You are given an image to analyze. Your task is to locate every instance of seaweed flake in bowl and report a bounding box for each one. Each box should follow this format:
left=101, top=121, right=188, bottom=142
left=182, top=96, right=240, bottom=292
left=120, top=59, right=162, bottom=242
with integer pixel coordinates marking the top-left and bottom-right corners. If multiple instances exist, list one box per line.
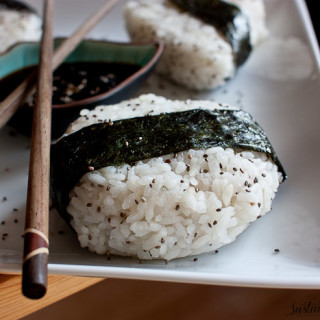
left=0, top=39, right=163, bottom=138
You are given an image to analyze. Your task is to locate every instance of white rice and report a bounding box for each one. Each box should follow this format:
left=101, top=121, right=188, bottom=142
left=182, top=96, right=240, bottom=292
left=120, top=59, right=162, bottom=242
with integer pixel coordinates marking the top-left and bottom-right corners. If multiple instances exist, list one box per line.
left=0, top=7, right=42, bottom=53
left=123, top=0, right=268, bottom=90
left=65, top=94, right=282, bottom=260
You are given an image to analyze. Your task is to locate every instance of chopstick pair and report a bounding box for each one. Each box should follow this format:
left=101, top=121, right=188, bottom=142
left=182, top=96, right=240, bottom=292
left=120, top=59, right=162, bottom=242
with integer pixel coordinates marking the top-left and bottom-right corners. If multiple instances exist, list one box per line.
left=20, top=0, right=121, bottom=299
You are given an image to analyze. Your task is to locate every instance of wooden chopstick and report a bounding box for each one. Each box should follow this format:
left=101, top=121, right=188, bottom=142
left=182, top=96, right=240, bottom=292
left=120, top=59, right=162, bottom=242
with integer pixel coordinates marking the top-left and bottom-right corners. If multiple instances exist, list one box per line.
left=22, top=0, right=54, bottom=300
left=0, top=0, right=121, bottom=129
left=19, top=0, right=121, bottom=300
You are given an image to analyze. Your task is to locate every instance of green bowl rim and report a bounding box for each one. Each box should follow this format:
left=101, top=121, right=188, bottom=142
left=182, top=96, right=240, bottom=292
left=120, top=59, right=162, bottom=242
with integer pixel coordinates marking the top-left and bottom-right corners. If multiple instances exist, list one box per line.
left=0, top=38, right=164, bottom=110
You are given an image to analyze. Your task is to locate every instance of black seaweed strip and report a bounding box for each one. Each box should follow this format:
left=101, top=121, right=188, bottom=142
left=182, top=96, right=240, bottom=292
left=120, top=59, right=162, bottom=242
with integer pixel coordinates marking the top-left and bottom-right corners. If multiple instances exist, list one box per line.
left=50, top=109, right=286, bottom=222
left=170, top=0, right=252, bottom=66
left=0, top=0, right=36, bottom=13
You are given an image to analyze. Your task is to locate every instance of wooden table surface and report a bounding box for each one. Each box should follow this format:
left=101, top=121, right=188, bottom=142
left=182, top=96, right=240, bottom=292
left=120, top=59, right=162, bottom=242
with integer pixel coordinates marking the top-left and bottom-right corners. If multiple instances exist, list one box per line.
left=1, top=273, right=320, bottom=320
left=0, top=274, right=103, bottom=320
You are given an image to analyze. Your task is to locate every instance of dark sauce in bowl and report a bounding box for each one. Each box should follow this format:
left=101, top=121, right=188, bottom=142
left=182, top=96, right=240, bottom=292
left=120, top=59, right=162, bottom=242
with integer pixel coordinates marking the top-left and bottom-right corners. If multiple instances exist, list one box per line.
left=0, top=61, right=142, bottom=138
left=0, top=61, right=141, bottom=107
left=52, top=62, right=140, bottom=105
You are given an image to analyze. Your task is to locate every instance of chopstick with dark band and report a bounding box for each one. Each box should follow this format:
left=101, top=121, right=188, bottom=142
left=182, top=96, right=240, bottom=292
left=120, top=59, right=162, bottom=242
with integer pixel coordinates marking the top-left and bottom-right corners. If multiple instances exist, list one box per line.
left=20, top=0, right=121, bottom=300
left=0, top=0, right=121, bottom=129
left=22, top=0, right=54, bottom=300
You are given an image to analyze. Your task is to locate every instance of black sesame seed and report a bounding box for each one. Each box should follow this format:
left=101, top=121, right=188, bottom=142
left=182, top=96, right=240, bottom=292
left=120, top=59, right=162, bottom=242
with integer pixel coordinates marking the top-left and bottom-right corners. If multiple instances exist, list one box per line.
left=274, top=248, right=280, bottom=253
left=193, top=257, right=198, bottom=262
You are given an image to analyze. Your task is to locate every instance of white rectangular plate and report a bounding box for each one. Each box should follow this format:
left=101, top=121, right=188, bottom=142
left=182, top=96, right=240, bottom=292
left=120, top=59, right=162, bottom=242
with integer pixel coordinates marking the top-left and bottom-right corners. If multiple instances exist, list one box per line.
left=1, top=0, right=320, bottom=289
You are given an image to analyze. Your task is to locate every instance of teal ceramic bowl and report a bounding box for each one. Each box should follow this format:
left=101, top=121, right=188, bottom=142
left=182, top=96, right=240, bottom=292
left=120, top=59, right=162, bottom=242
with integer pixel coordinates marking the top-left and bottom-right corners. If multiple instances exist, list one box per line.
left=0, top=39, right=163, bottom=138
